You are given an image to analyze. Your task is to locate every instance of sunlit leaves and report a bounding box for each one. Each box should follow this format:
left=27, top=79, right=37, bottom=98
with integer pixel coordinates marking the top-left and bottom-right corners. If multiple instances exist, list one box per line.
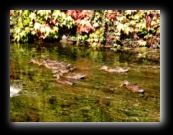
left=34, top=22, right=41, bottom=31
left=53, top=26, right=59, bottom=32
left=93, top=22, right=99, bottom=28
left=14, top=27, right=21, bottom=33
left=66, top=16, right=73, bottom=21
left=23, top=18, right=31, bottom=26
left=25, top=27, right=30, bottom=33
left=137, top=39, right=146, bottom=46
left=65, top=16, right=75, bottom=28
left=129, top=20, right=136, bottom=26
left=14, top=35, right=20, bottom=42
left=151, top=20, right=158, bottom=28
left=22, top=10, right=30, bottom=17
left=117, top=16, right=125, bottom=22
left=125, top=10, right=132, bottom=15
left=66, top=22, right=74, bottom=29
left=19, top=31, right=26, bottom=38
left=40, top=26, right=46, bottom=33
left=31, top=31, right=36, bottom=35
left=29, top=12, right=36, bottom=21
left=156, top=28, right=160, bottom=35
left=10, top=10, right=160, bottom=48
left=37, top=10, right=51, bottom=16
left=136, top=22, right=146, bottom=30
left=43, top=26, right=52, bottom=38
left=124, top=26, right=132, bottom=35
left=52, top=10, right=62, bottom=19
left=53, top=34, right=59, bottom=39
left=80, top=20, right=87, bottom=27
left=133, top=13, right=142, bottom=20
left=117, top=23, right=124, bottom=31
left=18, top=22, right=23, bottom=28
left=144, top=33, right=152, bottom=39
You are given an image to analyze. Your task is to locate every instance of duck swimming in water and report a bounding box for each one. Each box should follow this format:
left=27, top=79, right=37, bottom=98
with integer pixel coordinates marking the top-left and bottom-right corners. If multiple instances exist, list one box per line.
left=120, top=80, right=144, bottom=93
left=100, top=66, right=130, bottom=73
left=29, top=58, right=84, bottom=85
left=62, top=72, right=86, bottom=80
left=55, top=73, right=74, bottom=85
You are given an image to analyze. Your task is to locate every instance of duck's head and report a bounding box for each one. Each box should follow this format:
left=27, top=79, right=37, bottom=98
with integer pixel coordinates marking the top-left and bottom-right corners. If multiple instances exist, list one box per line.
left=120, top=80, right=130, bottom=86
left=29, top=59, right=36, bottom=63
left=100, top=66, right=108, bottom=70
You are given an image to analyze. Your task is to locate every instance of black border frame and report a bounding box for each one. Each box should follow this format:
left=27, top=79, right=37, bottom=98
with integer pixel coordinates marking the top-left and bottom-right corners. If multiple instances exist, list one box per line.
left=1, top=0, right=170, bottom=132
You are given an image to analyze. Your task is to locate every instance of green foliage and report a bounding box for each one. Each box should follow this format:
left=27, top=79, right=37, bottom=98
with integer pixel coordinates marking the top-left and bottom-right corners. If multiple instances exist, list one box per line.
left=104, top=10, right=160, bottom=48
left=10, top=10, right=160, bottom=48
left=10, top=10, right=75, bottom=43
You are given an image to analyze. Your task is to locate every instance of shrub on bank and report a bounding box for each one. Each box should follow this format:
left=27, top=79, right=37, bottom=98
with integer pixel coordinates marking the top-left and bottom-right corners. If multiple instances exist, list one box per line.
left=10, top=10, right=160, bottom=49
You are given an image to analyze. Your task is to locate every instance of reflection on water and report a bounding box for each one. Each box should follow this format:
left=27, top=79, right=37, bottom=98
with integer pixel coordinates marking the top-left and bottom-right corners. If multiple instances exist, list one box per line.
left=10, top=43, right=160, bottom=122
left=10, top=86, right=21, bottom=97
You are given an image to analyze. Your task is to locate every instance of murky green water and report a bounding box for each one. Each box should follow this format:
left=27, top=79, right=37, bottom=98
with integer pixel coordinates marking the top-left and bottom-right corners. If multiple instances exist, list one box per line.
left=10, top=42, right=160, bottom=122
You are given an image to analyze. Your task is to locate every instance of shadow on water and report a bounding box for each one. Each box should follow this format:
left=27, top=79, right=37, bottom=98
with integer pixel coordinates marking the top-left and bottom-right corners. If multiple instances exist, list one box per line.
left=10, top=42, right=160, bottom=122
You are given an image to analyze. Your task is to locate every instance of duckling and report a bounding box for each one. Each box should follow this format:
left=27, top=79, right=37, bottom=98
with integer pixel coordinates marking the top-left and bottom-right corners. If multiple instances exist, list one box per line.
left=100, top=66, right=130, bottom=73
left=29, top=59, right=37, bottom=64
left=120, top=80, right=144, bottom=93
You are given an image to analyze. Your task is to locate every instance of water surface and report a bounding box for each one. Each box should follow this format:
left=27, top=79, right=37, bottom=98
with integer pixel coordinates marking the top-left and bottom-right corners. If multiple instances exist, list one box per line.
left=10, top=42, right=160, bottom=122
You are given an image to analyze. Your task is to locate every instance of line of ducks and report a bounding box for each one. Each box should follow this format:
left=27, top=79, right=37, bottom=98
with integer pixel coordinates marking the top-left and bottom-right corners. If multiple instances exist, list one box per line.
left=29, top=58, right=86, bottom=85
left=29, top=59, right=145, bottom=93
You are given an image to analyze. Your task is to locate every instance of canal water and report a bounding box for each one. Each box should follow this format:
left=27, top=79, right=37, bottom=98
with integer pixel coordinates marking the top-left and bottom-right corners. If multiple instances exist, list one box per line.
left=10, top=42, right=160, bottom=122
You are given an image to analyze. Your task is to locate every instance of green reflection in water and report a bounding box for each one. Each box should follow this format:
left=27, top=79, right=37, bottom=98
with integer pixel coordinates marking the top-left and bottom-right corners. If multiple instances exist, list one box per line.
left=10, top=43, right=160, bottom=122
